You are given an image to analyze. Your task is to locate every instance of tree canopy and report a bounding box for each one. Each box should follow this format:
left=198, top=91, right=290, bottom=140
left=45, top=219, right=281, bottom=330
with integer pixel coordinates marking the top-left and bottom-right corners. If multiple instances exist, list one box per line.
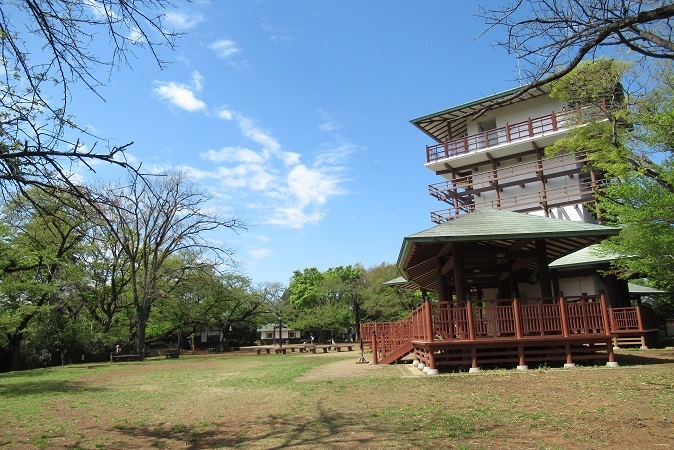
left=0, top=0, right=179, bottom=200
left=478, top=0, right=674, bottom=112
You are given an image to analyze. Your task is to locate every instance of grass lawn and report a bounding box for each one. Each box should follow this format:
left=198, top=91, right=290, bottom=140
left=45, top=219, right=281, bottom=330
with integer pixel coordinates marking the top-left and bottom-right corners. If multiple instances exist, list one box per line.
left=1, top=347, right=673, bottom=449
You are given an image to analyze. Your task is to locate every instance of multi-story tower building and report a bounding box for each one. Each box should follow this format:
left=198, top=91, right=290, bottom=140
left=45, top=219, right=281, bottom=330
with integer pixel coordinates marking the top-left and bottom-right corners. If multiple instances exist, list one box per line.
left=412, top=85, right=603, bottom=225
left=361, top=85, right=662, bottom=371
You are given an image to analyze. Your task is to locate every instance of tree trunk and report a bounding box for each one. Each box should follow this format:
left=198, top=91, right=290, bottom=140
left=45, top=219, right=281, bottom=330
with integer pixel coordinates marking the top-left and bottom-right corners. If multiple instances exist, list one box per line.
left=5, top=334, right=23, bottom=372
left=135, top=306, right=149, bottom=359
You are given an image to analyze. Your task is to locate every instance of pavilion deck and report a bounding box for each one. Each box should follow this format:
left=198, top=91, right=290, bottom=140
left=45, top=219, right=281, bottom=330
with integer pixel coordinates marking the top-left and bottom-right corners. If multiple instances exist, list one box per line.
left=361, top=295, right=658, bottom=372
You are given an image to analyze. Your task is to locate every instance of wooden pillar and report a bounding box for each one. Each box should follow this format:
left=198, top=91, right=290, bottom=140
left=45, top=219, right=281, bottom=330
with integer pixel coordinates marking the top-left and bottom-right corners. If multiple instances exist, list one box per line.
left=536, top=239, right=553, bottom=299
left=551, top=269, right=560, bottom=297
left=438, top=258, right=449, bottom=302
left=604, top=274, right=619, bottom=307
left=600, top=294, right=612, bottom=336
left=424, top=300, right=434, bottom=342
left=565, top=343, right=573, bottom=365
left=513, top=297, right=523, bottom=339
left=559, top=296, right=570, bottom=337
left=453, top=243, right=466, bottom=303
left=371, top=329, right=379, bottom=365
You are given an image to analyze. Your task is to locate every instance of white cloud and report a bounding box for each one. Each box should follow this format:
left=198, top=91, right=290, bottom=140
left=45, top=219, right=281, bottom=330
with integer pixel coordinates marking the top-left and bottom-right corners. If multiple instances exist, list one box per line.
left=217, top=108, right=234, bottom=121
left=209, top=39, right=241, bottom=59
left=261, top=21, right=296, bottom=46
left=249, top=247, right=274, bottom=259
left=179, top=110, right=352, bottom=229
left=318, top=109, right=341, bottom=132
left=200, top=147, right=266, bottom=165
left=164, top=11, right=203, bottom=30
left=153, top=71, right=206, bottom=112
left=237, top=117, right=281, bottom=153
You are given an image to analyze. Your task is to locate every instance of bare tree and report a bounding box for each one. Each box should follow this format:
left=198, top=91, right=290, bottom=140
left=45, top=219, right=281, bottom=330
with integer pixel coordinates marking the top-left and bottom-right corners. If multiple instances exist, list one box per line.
left=0, top=1, right=180, bottom=199
left=91, top=171, right=246, bottom=357
left=478, top=0, right=674, bottom=112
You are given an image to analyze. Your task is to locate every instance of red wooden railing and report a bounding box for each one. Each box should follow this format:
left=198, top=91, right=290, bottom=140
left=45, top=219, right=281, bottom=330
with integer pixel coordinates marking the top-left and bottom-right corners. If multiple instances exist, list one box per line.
left=426, top=110, right=572, bottom=163
left=425, top=103, right=606, bottom=164
left=609, top=304, right=663, bottom=332
left=362, top=295, right=616, bottom=363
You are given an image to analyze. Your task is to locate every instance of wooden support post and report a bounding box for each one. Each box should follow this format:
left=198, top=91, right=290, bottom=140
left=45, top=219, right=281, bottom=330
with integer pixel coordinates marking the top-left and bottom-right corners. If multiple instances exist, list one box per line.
left=371, top=330, right=379, bottom=365
left=536, top=239, right=553, bottom=299
left=565, top=343, right=573, bottom=365
left=636, top=305, right=644, bottom=331
left=518, top=345, right=526, bottom=367
left=513, top=297, right=523, bottom=339
left=559, top=296, right=570, bottom=337
left=466, top=300, right=476, bottom=341
left=528, top=118, right=534, bottom=137
left=607, top=342, right=617, bottom=364
left=551, top=111, right=558, bottom=131
left=600, top=294, right=612, bottom=336
left=424, top=300, right=434, bottom=342
left=471, top=348, right=479, bottom=370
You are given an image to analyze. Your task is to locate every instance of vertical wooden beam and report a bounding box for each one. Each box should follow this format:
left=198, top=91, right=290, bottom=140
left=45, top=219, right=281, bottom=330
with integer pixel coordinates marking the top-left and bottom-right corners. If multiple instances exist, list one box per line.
left=371, top=328, right=379, bottom=365
left=536, top=239, right=553, bottom=298
left=513, top=297, right=523, bottom=339
left=559, top=296, right=570, bottom=337
left=453, top=243, right=466, bottom=303
left=424, top=300, right=434, bottom=342
left=438, top=258, right=449, bottom=302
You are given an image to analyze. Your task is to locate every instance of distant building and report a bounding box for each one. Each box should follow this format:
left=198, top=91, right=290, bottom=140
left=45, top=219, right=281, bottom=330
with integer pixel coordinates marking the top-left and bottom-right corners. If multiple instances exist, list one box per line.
left=257, top=324, right=302, bottom=345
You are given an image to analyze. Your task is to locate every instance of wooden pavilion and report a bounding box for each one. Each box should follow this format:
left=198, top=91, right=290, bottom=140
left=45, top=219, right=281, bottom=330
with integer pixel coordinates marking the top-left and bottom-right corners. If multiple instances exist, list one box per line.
left=361, top=209, right=625, bottom=374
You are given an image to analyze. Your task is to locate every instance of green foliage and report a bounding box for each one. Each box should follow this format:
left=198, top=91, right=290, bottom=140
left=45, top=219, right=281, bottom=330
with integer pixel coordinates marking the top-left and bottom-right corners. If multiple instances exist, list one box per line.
left=547, top=59, right=674, bottom=305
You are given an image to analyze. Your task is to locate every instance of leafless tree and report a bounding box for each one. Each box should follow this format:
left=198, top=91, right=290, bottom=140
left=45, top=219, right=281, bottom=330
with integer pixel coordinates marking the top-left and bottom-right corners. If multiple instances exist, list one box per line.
left=0, top=1, right=180, bottom=200
left=478, top=0, right=674, bottom=111
left=91, top=171, right=246, bottom=357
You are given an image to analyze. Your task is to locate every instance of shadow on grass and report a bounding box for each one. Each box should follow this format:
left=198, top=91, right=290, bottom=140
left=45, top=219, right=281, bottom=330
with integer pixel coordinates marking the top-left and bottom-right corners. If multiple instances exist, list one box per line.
left=109, top=402, right=389, bottom=449
left=0, top=380, right=107, bottom=398
left=615, top=351, right=674, bottom=367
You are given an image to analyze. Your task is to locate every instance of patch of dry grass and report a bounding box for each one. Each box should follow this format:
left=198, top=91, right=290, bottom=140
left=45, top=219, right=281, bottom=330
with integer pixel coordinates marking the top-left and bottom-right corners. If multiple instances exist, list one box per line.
left=1, top=348, right=673, bottom=449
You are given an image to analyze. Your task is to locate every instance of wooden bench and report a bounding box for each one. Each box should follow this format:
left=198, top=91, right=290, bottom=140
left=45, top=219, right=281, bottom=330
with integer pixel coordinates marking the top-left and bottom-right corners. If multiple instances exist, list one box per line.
left=111, top=354, right=143, bottom=362
left=255, top=348, right=272, bottom=355
left=309, top=346, right=329, bottom=354
left=275, top=348, right=287, bottom=354
left=332, top=345, right=354, bottom=352
left=165, top=351, right=179, bottom=359
left=207, top=348, right=219, bottom=353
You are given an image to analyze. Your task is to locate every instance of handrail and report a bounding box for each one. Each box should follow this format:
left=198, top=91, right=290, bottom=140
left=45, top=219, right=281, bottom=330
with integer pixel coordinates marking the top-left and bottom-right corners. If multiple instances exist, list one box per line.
left=361, top=295, right=615, bottom=363
left=425, top=103, right=605, bottom=164
left=430, top=179, right=607, bottom=223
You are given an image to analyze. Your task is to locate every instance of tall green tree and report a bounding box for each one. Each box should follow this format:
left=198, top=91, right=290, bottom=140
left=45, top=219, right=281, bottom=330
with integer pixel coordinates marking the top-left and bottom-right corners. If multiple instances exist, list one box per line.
left=548, top=60, right=674, bottom=304
left=359, top=262, right=424, bottom=323
left=0, top=190, right=88, bottom=371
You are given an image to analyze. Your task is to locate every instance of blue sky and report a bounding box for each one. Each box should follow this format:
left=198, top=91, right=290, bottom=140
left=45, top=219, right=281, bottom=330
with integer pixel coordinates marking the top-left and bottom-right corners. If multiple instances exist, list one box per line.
left=66, top=1, right=521, bottom=285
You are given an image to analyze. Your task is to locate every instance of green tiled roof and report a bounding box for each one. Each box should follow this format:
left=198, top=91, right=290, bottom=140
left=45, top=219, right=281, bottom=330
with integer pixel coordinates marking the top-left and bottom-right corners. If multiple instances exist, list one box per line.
left=404, top=209, right=620, bottom=244
left=398, top=210, right=622, bottom=292
left=628, top=283, right=667, bottom=295
left=549, top=245, right=621, bottom=269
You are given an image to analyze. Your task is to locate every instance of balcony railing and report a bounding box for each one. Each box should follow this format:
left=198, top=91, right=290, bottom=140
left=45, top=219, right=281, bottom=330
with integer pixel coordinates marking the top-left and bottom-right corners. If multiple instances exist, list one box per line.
left=362, top=295, right=613, bottom=362
left=426, top=109, right=575, bottom=163
left=430, top=178, right=607, bottom=224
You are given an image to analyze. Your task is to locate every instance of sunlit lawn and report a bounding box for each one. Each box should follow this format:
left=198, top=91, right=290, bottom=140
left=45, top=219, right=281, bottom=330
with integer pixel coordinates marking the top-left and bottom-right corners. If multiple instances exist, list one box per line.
left=1, top=348, right=673, bottom=449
